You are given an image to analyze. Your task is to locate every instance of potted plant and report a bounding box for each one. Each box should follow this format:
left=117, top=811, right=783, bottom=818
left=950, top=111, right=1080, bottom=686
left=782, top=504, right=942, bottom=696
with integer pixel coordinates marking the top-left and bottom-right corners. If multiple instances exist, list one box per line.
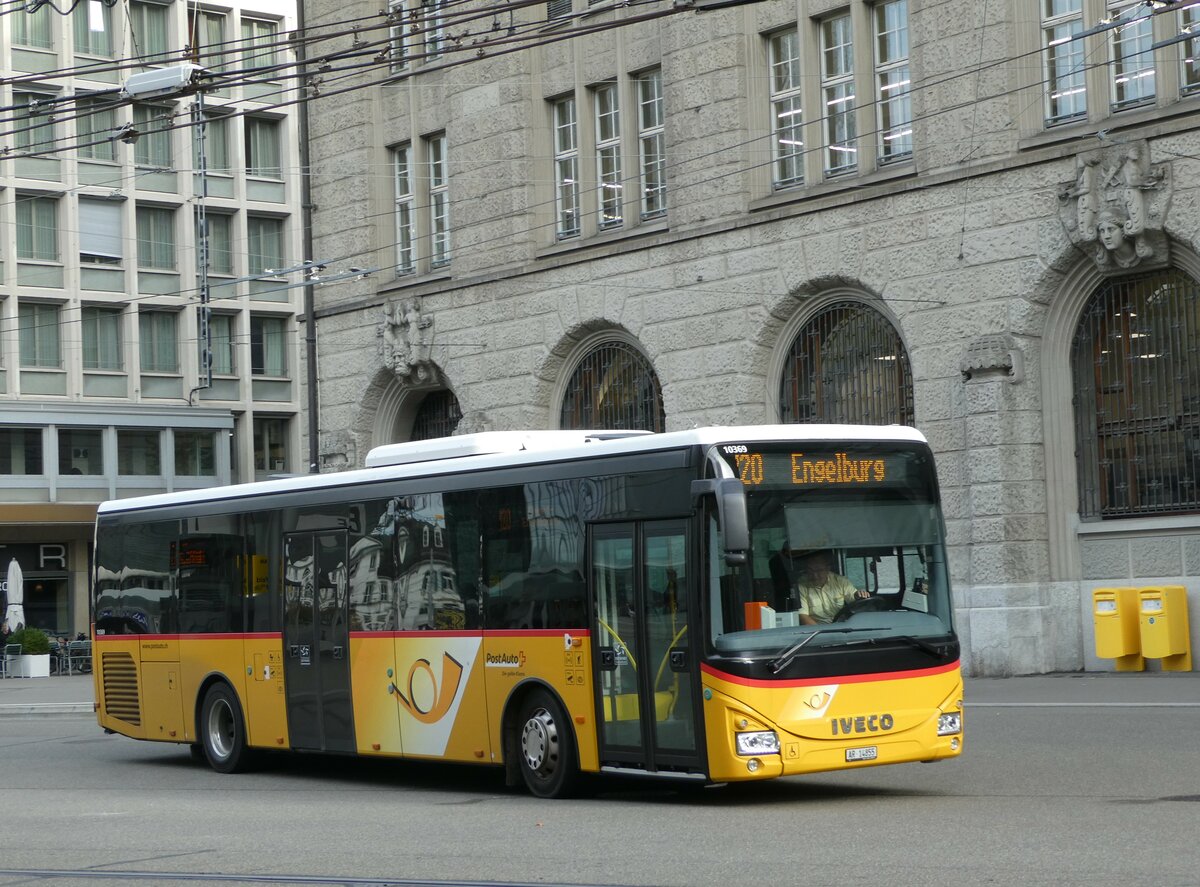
left=6, top=627, right=52, bottom=678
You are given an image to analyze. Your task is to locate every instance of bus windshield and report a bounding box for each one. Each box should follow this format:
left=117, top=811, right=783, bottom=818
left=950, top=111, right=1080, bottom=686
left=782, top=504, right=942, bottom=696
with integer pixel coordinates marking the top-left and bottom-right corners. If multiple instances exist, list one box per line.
left=706, top=442, right=954, bottom=659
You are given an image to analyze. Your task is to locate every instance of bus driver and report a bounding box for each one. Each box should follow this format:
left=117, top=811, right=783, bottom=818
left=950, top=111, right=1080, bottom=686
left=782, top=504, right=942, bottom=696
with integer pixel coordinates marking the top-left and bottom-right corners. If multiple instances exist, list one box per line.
left=795, top=550, right=869, bottom=625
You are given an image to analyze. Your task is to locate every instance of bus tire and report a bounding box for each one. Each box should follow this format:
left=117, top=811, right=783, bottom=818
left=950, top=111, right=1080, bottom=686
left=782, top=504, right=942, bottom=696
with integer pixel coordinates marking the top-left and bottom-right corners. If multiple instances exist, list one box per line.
left=200, top=683, right=253, bottom=774
left=516, top=689, right=578, bottom=799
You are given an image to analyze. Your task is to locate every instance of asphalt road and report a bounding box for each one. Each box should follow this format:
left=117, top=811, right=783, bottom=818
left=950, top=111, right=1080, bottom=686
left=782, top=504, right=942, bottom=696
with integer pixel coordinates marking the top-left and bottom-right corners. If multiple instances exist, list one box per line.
left=0, top=673, right=1197, bottom=887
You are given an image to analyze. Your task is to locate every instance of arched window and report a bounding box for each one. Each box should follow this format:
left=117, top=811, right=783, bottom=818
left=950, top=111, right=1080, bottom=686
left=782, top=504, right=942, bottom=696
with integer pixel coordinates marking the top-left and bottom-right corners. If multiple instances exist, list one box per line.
left=559, top=340, right=665, bottom=431
left=779, top=300, right=914, bottom=425
left=410, top=389, right=462, bottom=441
left=1071, top=269, right=1200, bottom=519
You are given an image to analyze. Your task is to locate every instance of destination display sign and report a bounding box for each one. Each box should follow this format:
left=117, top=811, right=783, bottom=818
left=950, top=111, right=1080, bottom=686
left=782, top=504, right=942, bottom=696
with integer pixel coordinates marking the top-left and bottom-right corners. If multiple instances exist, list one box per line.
left=715, top=444, right=928, bottom=490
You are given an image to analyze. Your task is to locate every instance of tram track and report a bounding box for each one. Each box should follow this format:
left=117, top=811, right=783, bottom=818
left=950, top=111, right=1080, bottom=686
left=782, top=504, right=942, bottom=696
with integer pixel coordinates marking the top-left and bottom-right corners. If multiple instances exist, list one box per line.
left=0, top=872, right=618, bottom=887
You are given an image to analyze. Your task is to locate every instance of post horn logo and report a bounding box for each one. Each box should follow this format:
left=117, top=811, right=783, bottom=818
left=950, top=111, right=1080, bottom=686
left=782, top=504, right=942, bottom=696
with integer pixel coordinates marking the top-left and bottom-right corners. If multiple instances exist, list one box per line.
left=391, top=652, right=464, bottom=724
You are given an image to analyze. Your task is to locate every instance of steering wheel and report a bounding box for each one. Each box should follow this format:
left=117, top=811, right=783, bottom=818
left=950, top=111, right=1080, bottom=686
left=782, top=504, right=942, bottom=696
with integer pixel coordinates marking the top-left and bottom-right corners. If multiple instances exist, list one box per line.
left=833, top=595, right=891, bottom=622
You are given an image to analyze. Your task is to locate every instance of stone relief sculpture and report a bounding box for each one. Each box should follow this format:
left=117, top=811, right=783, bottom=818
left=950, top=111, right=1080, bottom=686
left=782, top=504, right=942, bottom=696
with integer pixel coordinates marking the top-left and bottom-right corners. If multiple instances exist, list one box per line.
left=1058, top=141, right=1171, bottom=272
left=381, top=299, right=434, bottom=382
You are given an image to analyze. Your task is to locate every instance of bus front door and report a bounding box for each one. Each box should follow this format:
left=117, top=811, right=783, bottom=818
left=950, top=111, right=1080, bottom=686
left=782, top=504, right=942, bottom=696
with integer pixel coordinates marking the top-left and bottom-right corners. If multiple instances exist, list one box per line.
left=590, top=520, right=701, bottom=775
left=283, top=531, right=355, bottom=753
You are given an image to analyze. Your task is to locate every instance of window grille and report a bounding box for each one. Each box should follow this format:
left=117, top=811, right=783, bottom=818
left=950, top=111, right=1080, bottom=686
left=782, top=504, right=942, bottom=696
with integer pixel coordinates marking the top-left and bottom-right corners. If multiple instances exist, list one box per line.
left=1071, top=269, right=1200, bottom=519
left=547, top=0, right=571, bottom=21
left=412, top=390, right=462, bottom=441
left=560, top=341, right=665, bottom=432
left=779, top=300, right=913, bottom=426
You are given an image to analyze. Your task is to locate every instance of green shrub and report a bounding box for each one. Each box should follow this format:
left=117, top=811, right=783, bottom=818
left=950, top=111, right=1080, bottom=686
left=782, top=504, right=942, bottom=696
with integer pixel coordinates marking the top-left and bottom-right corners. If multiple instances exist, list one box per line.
left=8, top=627, right=52, bottom=655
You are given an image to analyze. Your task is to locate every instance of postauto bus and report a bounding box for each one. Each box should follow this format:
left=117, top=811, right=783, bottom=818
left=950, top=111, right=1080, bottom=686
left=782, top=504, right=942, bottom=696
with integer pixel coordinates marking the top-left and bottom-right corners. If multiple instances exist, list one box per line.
left=92, top=426, right=962, bottom=797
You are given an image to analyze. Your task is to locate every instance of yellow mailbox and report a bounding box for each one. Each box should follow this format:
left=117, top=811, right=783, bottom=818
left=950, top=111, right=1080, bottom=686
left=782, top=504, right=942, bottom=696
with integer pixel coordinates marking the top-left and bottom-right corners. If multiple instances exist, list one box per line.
left=1138, top=586, right=1192, bottom=672
left=1092, top=587, right=1144, bottom=671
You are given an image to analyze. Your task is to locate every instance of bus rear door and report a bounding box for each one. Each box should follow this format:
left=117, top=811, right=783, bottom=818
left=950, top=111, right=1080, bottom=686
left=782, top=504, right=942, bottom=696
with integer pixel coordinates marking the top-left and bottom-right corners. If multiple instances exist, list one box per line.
left=590, top=520, right=702, bottom=776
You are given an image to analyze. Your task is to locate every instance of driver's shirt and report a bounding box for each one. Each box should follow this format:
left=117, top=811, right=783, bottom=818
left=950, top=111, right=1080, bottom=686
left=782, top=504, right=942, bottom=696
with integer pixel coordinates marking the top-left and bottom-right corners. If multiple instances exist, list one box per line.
left=795, top=574, right=859, bottom=624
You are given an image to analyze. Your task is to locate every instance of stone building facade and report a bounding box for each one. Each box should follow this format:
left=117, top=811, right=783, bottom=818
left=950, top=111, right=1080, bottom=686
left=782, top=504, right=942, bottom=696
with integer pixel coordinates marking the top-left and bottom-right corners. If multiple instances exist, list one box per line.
left=303, top=0, right=1200, bottom=674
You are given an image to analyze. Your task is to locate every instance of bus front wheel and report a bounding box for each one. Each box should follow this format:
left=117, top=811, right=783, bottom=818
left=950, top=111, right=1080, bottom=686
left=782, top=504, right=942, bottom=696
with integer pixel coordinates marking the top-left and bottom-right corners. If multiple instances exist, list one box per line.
left=200, top=683, right=253, bottom=774
left=517, top=689, right=578, bottom=799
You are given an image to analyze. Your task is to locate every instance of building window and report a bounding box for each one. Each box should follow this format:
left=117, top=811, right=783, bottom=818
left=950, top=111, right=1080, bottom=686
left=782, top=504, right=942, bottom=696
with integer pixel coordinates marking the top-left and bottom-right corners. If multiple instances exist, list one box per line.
left=136, top=205, right=176, bottom=270
left=424, top=0, right=445, bottom=59
left=780, top=300, right=914, bottom=426
left=130, top=1, right=170, bottom=61
left=594, top=83, right=623, bottom=229
left=242, top=18, right=279, bottom=71
left=393, top=144, right=416, bottom=273
left=82, top=307, right=123, bottom=370
left=821, top=13, right=857, bottom=177
left=1042, top=0, right=1088, bottom=123
left=254, top=417, right=289, bottom=473
left=208, top=312, right=235, bottom=375
left=1183, top=5, right=1200, bottom=94
left=188, top=9, right=228, bottom=71
left=13, top=4, right=53, bottom=48
left=247, top=216, right=285, bottom=277
left=1110, top=1, right=1155, bottom=110
left=388, top=0, right=408, bottom=72
left=875, top=0, right=912, bottom=161
left=175, top=431, right=216, bottom=476
left=1071, top=269, right=1200, bottom=519
left=197, top=211, right=234, bottom=276
left=14, top=92, right=57, bottom=154
left=560, top=340, right=665, bottom=432
left=768, top=29, right=804, bottom=188
left=245, top=117, right=282, bottom=178
left=16, top=197, right=59, bottom=261
left=553, top=97, right=581, bottom=238
left=194, top=114, right=231, bottom=173
left=427, top=134, right=450, bottom=266
left=59, top=429, right=104, bottom=475
left=118, top=429, right=161, bottom=475
left=18, top=303, right=62, bottom=369
left=636, top=69, right=666, bottom=219
left=79, top=199, right=123, bottom=265
left=74, top=2, right=113, bottom=56
left=411, top=390, right=463, bottom=441
left=133, top=104, right=173, bottom=168
left=77, top=99, right=118, bottom=162
left=140, top=310, right=178, bottom=373
left=0, top=428, right=44, bottom=475
left=547, top=0, right=572, bottom=21
left=251, top=315, right=287, bottom=376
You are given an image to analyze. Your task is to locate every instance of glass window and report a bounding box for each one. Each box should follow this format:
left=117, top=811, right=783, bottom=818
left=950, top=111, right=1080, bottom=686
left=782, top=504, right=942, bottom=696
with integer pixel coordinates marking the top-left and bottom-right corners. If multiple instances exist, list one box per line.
left=1183, top=5, right=1200, bottom=94
left=427, top=135, right=450, bottom=266
left=208, top=312, right=235, bottom=375
left=560, top=340, right=665, bottom=432
left=58, top=428, right=103, bottom=475
left=780, top=300, right=914, bottom=425
left=134, top=104, right=173, bottom=169
left=411, top=390, right=462, bottom=440
left=77, top=99, right=118, bottom=162
left=136, top=205, right=176, bottom=270
left=547, top=0, right=571, bottom=21
left=553, top=98, right=580, bottom=238
left=18, top=303, right=61, bottom=369
left=254, top=417, right=289, bottom=473
left=875, top=0, right=912, bottom=162
left=245, top=117, right=282, bottom=178
left=1072, top=269, right=1200, bottom=519
left=13, top=92, right=57, bottom=153
left=175, top=431, right=216, bottom=476
left=768, top=29, right=804, bottom=188
left=82, top=307, right=123, bottom=370
left=188, top=9, right=228, bottom=71
left=388, top=0, right=409, bottom=71
left=821, top=14, right=857, bottom=176
left=194, top=114, right=231, bottom=173
left=130, top=1, right=170, bottom=60
left=1110, top=1, right=1155, bottom=110
left=251, top=315, right=287, bottom=376
left=424, top=0, right=445, bottom=58
left=118, top=429, right=161, bottom=475
left=1043, top=0, right=1087, bottom=123
left=242, top=18, right=279, bottom=71
left=139, top=310, right=178, bottom=373
left=16, top=197, right=59, bottom=261
left=636, top=70, right=666, bottom=220
left=198, top=211, right=234, bottom=276
left=13, top=4, right=52, bottom=48
left=247, top=216, right=285, bottom=276
left=74, top=1, right=113, bottom=55
left=393, top=144, right=416, bottom=274
left=79, top=199, right=123, bottom=265
left=594, top=84, right=623, bottom=229
left=0, top=428, right=43, bottom=475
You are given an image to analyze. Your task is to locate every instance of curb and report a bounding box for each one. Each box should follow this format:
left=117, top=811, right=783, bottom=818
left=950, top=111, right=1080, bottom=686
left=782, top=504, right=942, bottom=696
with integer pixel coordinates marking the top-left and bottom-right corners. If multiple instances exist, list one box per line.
left=0, top=703, right=94, bottom=718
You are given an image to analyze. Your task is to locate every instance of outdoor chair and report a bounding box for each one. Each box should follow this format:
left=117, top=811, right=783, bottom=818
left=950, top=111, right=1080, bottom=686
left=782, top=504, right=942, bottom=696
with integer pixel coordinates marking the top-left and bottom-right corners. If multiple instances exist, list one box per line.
left=67, top=640, right=92, bottom=674
left=1, top=643, right=21, bottom=678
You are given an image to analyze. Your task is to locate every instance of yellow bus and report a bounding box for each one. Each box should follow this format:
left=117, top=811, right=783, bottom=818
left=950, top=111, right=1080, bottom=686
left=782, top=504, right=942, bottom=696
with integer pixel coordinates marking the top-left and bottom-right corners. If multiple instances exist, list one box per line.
left=92, top=426, right=963, bottom=797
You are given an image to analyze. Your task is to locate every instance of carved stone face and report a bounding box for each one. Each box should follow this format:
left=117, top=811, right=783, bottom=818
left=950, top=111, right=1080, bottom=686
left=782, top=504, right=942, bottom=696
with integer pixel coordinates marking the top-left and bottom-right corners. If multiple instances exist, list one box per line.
left=1097, top=218, right=1126, bottom=251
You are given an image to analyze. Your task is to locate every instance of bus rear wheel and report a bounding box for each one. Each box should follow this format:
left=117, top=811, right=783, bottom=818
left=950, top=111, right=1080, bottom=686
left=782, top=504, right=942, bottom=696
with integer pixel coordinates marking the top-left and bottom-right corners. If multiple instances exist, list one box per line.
left=200, top=683, right=253, bottom=774
left=517, top=689, right=578, bottom=799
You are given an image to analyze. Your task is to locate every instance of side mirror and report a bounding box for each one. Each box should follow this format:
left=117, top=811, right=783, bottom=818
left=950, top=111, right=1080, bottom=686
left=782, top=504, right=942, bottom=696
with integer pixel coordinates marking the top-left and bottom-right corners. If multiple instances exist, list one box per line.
left=691, top=477, right=750, bottom=565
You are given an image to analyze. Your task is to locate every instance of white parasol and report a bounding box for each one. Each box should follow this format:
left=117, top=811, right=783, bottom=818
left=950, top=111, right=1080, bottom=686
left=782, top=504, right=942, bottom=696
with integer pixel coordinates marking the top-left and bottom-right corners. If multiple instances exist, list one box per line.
left=4, top=557, right=24, bottom=633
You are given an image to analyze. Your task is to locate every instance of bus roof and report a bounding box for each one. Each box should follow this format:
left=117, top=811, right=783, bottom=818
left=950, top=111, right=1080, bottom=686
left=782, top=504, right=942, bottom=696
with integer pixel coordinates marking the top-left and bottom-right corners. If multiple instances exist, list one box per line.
left=96, top=424, right=928, bottom=516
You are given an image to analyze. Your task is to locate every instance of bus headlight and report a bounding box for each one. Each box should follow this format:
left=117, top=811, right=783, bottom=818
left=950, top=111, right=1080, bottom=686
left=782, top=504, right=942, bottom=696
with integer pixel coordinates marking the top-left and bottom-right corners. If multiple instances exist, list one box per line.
left=735, top=730, right=780, bottom=756
left=937, top=712, right=962, bottom=735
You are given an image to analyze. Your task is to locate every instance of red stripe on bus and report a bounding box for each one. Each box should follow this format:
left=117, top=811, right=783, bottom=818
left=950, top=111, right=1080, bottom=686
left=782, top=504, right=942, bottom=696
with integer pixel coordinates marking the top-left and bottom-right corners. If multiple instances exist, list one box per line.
left=348, top=629, right=591, bottom=639
left=94, top=632, right=282, bottom=642
left=701, top=660, right=960, bottom=689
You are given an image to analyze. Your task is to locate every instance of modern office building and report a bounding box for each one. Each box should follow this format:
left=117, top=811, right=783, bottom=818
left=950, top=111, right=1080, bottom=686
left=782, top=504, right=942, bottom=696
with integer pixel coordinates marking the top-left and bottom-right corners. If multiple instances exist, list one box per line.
left=0, top=0, right=303, bottom=636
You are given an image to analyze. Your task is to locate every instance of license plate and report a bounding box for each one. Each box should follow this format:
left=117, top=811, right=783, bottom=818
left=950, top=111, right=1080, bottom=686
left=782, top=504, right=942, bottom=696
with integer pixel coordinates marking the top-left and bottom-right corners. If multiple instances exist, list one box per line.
left=845, top=746, right=878, bottom=762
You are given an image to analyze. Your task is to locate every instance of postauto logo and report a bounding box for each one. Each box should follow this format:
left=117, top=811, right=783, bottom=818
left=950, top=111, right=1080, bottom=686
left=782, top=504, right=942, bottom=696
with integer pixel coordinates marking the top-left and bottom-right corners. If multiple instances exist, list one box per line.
left=485, top=650, right=527, bottom=669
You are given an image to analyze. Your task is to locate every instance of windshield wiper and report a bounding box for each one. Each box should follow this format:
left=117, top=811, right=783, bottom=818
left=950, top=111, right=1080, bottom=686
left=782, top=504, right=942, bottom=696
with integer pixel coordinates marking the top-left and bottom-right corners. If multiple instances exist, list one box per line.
left=769, top=627, right=877, bottom=673
left=828, top=634, right=946, bottom=659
